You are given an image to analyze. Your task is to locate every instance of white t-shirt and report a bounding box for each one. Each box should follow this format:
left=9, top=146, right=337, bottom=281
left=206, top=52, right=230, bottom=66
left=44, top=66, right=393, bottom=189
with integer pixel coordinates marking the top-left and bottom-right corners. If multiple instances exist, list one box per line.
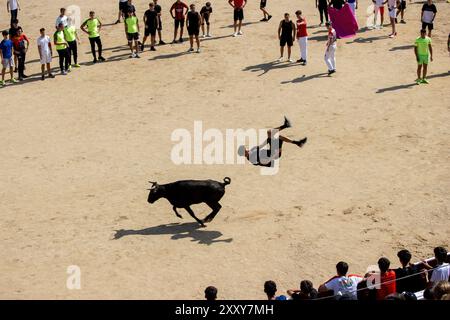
left=8, top=0, right=19, bottom=11
left=375, top=0, right=385, bottom=6
left=387, top=0, right=396, bottom=8
left=56, top=15, right=69, bottom=28
left=430, top=263, right=450, bottom=282
left=324, top=275, right=363, bottom=300
left=37, top=36, right=51, bottom=55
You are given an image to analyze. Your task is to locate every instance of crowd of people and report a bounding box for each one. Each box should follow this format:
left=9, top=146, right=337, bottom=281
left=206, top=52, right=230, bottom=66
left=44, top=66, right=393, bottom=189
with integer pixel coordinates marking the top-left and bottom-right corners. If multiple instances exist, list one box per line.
left=0, top=0, right=448, bottom=86
left=203, top=246, right=450, bottom=300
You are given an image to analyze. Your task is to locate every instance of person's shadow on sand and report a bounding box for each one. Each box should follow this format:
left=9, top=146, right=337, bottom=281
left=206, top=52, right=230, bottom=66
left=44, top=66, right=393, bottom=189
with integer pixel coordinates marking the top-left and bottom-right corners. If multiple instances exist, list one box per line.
left=113, top=222, right=233, bottom=245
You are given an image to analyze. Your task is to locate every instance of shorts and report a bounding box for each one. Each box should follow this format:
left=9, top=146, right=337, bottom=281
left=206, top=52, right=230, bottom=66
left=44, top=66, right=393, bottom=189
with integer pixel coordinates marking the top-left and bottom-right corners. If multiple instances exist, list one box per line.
left=399, top=1, right=406, bottom=10
left=188, top=26, right=200, bottom=36
left=234, top=8, right=244, bottom=21
left=388, top=7, right=397, bottom=18
left=417, top=54, right=429, bottom=65
left=127, top=32, right=139, bottom=41
left=422, top=22, right=433, bottom=31
left=119, top=1, right=128, bottom=13
left=280, top=35, right=293, bottom=47
left=202, top=14, right=210, bottom=25
left=175, top=18, right=185, bottom=28
left=40, top=52, right=52, bottom=65
left=260, top=0, right=267, bottom=9
left=1, top=57, right=14, bottom=68
left=145, top=25, right=157, bottom=36
left=375, top=5, right=385, bottom=15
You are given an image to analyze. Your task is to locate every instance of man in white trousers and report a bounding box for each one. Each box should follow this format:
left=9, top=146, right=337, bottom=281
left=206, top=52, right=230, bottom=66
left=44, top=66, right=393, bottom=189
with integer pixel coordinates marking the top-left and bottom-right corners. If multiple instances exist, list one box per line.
left=295, top=10, right=308, bottom=65
left=324, top=21, right=337, bottom=75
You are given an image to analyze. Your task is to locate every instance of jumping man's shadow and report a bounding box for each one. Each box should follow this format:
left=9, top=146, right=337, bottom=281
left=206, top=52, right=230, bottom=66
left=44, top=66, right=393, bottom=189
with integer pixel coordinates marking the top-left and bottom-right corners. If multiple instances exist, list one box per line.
left=243, top=61, right=298, bottom=76
left=113, top=222, right=233, bottom=245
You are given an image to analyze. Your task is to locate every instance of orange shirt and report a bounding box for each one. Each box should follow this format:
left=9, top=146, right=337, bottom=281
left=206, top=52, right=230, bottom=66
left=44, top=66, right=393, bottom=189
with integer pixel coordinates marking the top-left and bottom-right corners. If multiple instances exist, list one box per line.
left=377, top=270, right=396, bottom=300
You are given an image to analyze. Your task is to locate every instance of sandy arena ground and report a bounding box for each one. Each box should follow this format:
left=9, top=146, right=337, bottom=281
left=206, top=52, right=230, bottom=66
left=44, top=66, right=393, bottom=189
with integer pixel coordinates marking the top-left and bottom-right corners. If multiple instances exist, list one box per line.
left=0, top=0, right=449, bottom=299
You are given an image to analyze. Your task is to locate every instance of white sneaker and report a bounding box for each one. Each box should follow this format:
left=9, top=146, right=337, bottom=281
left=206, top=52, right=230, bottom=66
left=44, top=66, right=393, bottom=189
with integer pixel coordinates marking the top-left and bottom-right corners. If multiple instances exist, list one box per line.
left=288, top=58, right=294, bottom=63
left=196, top=48, right=201, bottom=53
left=237, top=30, right=243, bottom=35
left=277, top=57, right=283, bottom=62
left=130, top=53, right=136, bottom=58
left=201, top=34, right=206, bottom=38
left=233, top=32, right=237, bottom=37
left=206, top=34, right=212, bottom=38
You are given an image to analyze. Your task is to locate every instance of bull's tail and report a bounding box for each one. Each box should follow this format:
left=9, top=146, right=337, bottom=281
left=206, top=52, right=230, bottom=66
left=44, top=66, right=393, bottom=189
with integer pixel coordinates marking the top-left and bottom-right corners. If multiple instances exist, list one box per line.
left=223, top=177, right=231, bottom=186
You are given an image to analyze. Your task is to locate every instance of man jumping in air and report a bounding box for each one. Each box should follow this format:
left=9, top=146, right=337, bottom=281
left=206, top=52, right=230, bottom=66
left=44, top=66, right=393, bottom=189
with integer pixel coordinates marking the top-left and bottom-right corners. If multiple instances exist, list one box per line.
left=239, top=117, right=307, bottom=168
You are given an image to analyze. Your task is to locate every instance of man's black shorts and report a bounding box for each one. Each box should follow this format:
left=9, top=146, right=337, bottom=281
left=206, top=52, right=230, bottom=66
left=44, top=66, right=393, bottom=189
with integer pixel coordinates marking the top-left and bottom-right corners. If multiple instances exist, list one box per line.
left=280, top=35, right=293, bottom=47
left=422, top=22, right=433, bottom=31
left=399, top=0, right=406, bottom=10
left=145, top=26, right=157, bottom=37
left=260, top=0, right=267, bottom=9
left=127, top=32, right=139, bottom=41
left=188, top=26, right=199, bottom=36
left=175, top=18, right=185, bottom=28
left=234, top=8, right=244, bottom=21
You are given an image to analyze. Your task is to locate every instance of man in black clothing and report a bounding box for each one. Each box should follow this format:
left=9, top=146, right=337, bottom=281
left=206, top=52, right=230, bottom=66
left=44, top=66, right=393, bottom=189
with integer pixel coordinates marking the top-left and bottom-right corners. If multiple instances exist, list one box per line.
left=142, top=3, right=159, bottom=51
left=395, top=249, right=426, bottom=294
left=186, top=4, right=201, bottom=52
left=316, top=0, right=329, bottom=25
left=154, top=0, right=165, bottom=44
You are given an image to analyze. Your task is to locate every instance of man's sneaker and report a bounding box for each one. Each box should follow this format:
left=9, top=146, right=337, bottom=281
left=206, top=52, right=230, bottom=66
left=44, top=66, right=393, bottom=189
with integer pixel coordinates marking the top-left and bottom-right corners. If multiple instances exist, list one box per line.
left=277, top=57, right=283, bottom=62
left=99, top=56, right=106, bottom=62
left=93, top=59, right=98, bottom=64
left=237, top=30, right=243, bottom=35
left=288, top=58, right=294, bottom=63
left=22, top=74, right=29, bottom=78
left=135, top=54, right=141, bottom=58
left=41, top=74, right=45, bottom=81
left=421, top=78, right=429, bottom=84
left=302, top=60, right=307, bottom=65
left=415, top=78, right=421, bottom=85
left=159, top=40, right=166, bottom=45
left=201, top=34, right=206, bottom=38
left=328, top=69, right=334, bottom=75
left=171, top=39, right=177, bottom=44
left=267, top=15, right=272, bottom=21
left=73, top=64, right=81, bottom=68
left=0, top=80, right=5, bottom=86
left=400, top=20, right=406, bottom=24
left=233, top=32, right=237, bottom=37
left=179, top=38, right=183, bottom=43
left=294, top=137, right=308, bottom=148
left=48, top=73, right=55, bottom=78
left=130, top=53, right=136, bottom=58
left=150, top=46, right=156, bottom=51
left=297, top=58, right=304, bottom=63
left=140, top=44, right=145, bottom=51
left=61, top=71, right=67, bottom=75
left=260, top=18, right=267, bottom=22
left=188, top=47, right=194, bottom=52
left=206, top=34, right=212, bottom=38
left=196, top=48, right=201, bottom=53
left=283, top=116, right=292, bottom=129
left=10, top=78, right=18, bottom=83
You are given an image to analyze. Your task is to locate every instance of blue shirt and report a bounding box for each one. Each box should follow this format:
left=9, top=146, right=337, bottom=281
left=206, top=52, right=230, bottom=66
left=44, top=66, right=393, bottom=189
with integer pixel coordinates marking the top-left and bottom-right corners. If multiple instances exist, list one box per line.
left=0, top=39, right=13, bottom=59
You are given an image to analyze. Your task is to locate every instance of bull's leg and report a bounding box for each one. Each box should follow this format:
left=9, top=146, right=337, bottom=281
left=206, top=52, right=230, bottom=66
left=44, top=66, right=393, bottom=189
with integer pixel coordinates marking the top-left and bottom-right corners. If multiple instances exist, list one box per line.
left=203, top=202, right=222, bottom=223
left=184, top=206, right=206, bottom=227
left=173, top=206, right=183, bottom=219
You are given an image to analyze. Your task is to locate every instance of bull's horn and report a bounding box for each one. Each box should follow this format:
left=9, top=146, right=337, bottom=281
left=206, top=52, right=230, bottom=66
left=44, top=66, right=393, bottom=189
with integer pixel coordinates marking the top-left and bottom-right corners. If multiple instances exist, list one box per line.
left=148, top=181, right=157, bottom=184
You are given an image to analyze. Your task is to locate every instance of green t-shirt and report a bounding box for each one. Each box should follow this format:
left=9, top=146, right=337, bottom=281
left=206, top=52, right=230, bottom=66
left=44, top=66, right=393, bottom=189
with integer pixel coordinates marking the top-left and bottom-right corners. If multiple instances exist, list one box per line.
left=64, top=25, right=77, bottom=42
left=84, top=18, right=101, bottom=38
left=415, top=36, right=431, bottom=56
left=125, top=16, right=138, bottom=34
left=54, top=30, right=67, bottom=50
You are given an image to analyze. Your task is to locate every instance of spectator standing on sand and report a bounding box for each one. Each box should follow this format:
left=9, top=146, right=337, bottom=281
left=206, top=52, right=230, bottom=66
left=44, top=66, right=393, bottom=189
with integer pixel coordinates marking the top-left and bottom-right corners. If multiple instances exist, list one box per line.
left=318, top=261, right=363, bottom=300
left=142, top=2, right=159, bottom=51
left=81, top=11, right=106, bottom=63
left=124, top=10, right=141, bottom=58
left=8, top=18, right=19, bottom=71
left=55, top=8, right=68, bottom=28
left=64, top=18, right=81, bottom=69
left=421, top=0, right=437, bottom=38
left=259, top=0, right=272, bottom=22
left=324, top=21, right=337, bottom=75
left=422, top=247, right=449, bottom=283
left=37, top=28, right=55, bottom=80
left=396, top=0, right=407, bottom=24
left=12, top=26, right=29, bottom=81
left=0, top=30, right=18, bottom=86
left=395, top=249, right=426, bottom=294
left=116, top=0, right=129, bottom=24
left=287, top=280, right=318, bottom=300
left=7, top=0, right=20, bottom=26
left=54, top=23, right=70, bottom=75
left=376, top=257, right=397, bottom=300
left=372, top=0, right=387, bottom=29
left=414, top=29, right=432, bottom=84
left=200, top=2, right=213, bottom=38
left=170, top=0, right=188, bottom=43
left=277, top=13, right=296, bottom=63
left=229, top=0, right=247, bottom=37
left=316, top=0, right=329, bottom=26
left=186, top=4, right=201, bottom=53
left=154, top=0, right=165, bottom=45
left=204, top=286, right=217, bottom=301
left=264, top=281, right=287, bottom=300
left=387, top=0, right=397, bottom=38
left=295, top=10, right=308, bottom=65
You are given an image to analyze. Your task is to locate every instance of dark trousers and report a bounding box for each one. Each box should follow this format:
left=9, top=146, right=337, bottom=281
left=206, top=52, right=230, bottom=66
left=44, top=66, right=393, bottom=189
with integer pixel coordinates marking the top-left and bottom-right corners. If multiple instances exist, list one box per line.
left=10, top=9, right=18, bottom=25
left=57, top=48, right=69, bottom=72
left=89, top=37, right=102, bottom=60
left=67, top=40, right=78, bottom=65
left=318, top=6, right=329, bottom=23
left=17, top=51, right=26, bottom=78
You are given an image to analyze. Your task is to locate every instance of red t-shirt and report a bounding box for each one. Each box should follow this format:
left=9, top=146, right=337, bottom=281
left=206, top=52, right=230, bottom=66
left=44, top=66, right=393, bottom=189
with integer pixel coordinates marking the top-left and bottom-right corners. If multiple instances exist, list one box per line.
left=296, top=18, right=308, bottom=37
left=376, top=270, right=396, bottom=300
left=171, top=2, right=188, bottom=20
left=12, top=34, right=29, bottom=51
left=233, top=0, right=245, bottom=9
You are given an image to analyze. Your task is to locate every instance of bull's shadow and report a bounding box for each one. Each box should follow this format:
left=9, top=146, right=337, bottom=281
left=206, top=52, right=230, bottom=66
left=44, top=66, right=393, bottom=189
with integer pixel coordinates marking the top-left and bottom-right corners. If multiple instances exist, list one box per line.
left=113, top=222, right=233, bottom=246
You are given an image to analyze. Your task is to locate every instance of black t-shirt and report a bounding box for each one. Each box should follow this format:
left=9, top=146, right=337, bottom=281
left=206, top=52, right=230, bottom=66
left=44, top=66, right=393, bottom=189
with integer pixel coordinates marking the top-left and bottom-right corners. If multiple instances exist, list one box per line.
left=318, top=0, right=328, bottom=7
left=144, top=10, right=158, bottom=27
left=330, top=0, right=345, bottom=9
left=200, top=6, right=212, bottom=17
left=187, top=11, right=200, bottom=28
left=395, top=265, right=425, bottom=293
left=291, top=290, right=318, bottom=300
left=155, top=4, right=162, bottom=14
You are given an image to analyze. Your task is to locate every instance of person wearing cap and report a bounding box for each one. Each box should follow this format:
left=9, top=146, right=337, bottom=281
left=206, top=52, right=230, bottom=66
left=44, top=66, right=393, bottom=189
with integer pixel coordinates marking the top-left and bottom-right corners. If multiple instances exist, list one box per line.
left=324, top=21, right=337, bottom=75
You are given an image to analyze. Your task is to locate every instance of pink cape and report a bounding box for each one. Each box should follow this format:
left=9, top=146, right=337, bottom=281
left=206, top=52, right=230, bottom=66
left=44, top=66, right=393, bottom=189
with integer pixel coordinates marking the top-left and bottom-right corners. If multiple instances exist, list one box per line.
left=328, top=3, right=359, bottom=38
